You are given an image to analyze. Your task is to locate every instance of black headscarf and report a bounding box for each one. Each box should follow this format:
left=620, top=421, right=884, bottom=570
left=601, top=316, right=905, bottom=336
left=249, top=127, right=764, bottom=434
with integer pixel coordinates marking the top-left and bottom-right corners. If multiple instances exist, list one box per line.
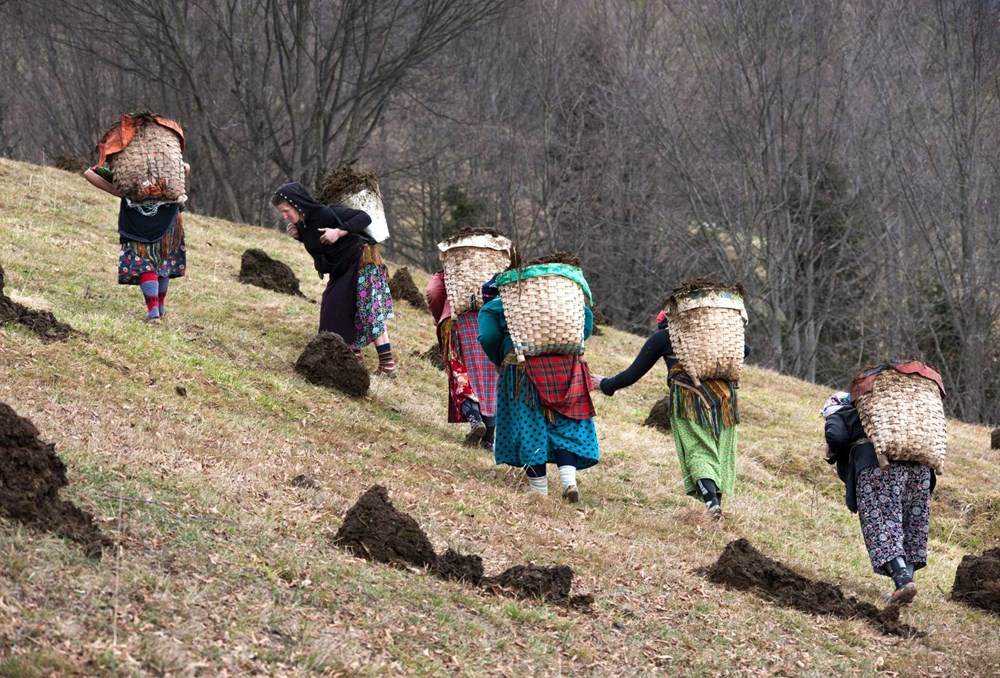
left=273, top=182, right=370, bottom=277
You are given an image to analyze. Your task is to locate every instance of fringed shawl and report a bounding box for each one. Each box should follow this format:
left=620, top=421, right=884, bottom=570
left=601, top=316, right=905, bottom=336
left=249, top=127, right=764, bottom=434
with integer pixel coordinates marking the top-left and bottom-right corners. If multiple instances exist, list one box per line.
left=669, top=363, right=739, bottom=438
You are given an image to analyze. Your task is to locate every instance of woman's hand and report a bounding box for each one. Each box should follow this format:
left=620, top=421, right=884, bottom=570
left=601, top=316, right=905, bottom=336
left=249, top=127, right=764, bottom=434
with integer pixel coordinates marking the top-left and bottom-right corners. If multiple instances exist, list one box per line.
left=318, top=227, right=346, bottom=245
left=589, top=373, right=604, bottom=392
left=285, top=223, right=300, bottom=239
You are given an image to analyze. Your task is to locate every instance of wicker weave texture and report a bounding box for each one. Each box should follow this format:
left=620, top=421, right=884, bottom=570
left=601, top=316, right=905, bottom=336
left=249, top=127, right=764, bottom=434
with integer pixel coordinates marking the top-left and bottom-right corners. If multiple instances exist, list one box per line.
left=443, top=246, right=511, bottom=314
left=340, top=189, right=389, bottom=243
left=666, top=292, right=745, bottom=382
left=499, top=274, right=586, bottom=357
left=108, top=122, right=185, bottom=202
left=853, top=370, right=947, bottom=472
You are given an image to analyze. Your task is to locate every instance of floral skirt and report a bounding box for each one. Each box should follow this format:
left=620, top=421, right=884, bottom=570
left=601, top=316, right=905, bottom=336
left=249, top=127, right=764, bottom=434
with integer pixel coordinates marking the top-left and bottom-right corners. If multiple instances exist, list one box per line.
left=856, top=462, right=932, bottom=574
left=350, top=262, right=394, bottom=350
left=118, top=218, right=186, bottom=285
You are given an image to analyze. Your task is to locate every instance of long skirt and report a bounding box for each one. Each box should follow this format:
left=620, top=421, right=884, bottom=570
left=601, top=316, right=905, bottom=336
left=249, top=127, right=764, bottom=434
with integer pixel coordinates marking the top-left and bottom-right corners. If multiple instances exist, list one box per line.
left=493, top=366, right=599, bottom=470
left=319, top=248, right=394, bottom=349
left=670, top=415, right=737, bottom=499
left=856, top=462, right=932, bottom=574
left=445, top=312, right=498, bottom=422
left=118, top=217, right=186, bottom=284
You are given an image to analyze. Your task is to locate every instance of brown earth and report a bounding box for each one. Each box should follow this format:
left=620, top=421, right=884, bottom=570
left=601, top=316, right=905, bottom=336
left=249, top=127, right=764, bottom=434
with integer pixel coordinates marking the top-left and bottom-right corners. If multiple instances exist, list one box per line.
left=668, top=277, right=746, bottom=301
left=389, top=267, right=428, bottom=310
left=317, top=166, right=380, bottom=205
left=440, top=226, right=511, bottom=245
left=991, top=428, right=999, bottom=450
left=417, top=343, right=445, bottom=371
left=951, top=547, right=1000, bottom=615
left=0, top=293, right=77, bottom=342
left=522, top=252, right=582, bottom=269
left=335, top=485, right=593, bottom=608
left=294, top=333, right=370, bottom=397
left=704, top=538, right=922, bottom=638
left=643, top=394, right=672, bottom=433
left=0, top=402, right=110, bottom=558
left=54, top=153, right=90, bottom=173
left=333, top=485, right=437, bottom=568
left=238, top=248, right=304, bottom=297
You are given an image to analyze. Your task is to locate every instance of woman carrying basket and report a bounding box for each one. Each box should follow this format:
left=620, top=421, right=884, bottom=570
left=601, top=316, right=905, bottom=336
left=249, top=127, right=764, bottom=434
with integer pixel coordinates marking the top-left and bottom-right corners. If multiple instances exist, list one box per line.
left=822, top=388, right=936, bottom=607
left=477, top=266, right=599, bottom=502
left=591, top=311, right=749, bottom=519
left=427, top=269, right=499, bottom=449
left=271, top=182, right=396, bottom=377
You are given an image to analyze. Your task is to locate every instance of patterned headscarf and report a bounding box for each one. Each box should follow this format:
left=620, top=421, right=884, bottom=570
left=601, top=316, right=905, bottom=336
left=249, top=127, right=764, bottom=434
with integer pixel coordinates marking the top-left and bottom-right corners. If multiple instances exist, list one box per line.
left=820, top=391, right=851, bottom=418
left=481, top=274, right=499, bottom=303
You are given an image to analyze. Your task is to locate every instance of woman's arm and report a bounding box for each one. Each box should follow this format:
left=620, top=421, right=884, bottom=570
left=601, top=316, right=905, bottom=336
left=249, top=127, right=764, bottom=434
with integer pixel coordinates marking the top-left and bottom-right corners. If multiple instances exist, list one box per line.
left=331, top=206, right=372, bottom=234
left=597, top=329, right=672, bottom=396
left=477, top=297, right=508, bottom=366
left=84, top=168, right=121, bottom=198
left=426, top=271, right=449, bottom=325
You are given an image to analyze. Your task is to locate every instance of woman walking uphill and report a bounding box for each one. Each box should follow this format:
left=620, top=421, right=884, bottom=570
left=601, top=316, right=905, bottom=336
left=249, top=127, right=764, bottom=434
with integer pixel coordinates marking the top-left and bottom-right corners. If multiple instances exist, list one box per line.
left=591, top=307, right=749, bottom=519
left=272, top=182, right=396, bottom=377
left=478, top=259, right=599, bottom=502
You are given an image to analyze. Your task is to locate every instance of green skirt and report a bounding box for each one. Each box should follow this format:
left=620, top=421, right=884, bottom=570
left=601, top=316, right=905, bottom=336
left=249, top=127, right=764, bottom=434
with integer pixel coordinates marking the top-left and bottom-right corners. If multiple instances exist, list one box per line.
left=670, top=414, right=737, bottom=498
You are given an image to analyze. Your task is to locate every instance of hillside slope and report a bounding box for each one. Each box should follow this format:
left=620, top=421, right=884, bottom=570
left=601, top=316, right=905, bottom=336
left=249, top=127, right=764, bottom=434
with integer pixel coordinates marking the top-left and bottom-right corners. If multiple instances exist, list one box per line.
left=1, top=159, right=997, bottom=676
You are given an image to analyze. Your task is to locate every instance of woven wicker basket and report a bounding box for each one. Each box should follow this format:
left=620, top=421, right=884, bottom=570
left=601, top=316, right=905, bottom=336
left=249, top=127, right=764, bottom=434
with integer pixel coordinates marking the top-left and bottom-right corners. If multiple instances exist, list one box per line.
left=340, top=188, right=390, bottom=243
left=852, top=369, right=947, bottom=472
left=108, top=121, right=186, bottom=202
left=499, top=269, right=586, bottom=359
left=442, top=244, right=512, bottom=315
left=665, top=288, right=746, bottom=383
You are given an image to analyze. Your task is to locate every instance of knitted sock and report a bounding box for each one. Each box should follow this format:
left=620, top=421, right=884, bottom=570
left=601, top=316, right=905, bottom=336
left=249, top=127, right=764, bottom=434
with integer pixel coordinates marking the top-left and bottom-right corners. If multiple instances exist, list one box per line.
left=526, top=464, right=548, bottom=496
left=461, top=400, right=483, bottom=425
left=139, top=272, right=160, bottom=319
left=157, top=276, right=169, bottom=316
left=697, top=478, right=720, bottom=509
left=884, top=556, right=913, bottom=589
left=557, top=465, right=577, bottom=490
left=375, top=343, right=395, bottom=369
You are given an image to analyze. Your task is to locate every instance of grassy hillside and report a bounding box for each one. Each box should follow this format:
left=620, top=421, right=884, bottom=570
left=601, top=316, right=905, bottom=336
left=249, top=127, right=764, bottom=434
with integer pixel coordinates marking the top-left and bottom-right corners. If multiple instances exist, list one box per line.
left=1, top=158, right=997, bottom=676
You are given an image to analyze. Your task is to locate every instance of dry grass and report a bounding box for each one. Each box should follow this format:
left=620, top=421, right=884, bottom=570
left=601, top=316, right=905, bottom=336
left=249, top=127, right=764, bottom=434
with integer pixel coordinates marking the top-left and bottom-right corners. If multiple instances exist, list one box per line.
left=1, top=158, right=998, bottom=676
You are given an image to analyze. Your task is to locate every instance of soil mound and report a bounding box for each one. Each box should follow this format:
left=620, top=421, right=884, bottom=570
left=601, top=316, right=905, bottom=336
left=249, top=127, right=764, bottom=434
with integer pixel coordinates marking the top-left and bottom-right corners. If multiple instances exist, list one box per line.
left=0, top=294, right=76, bottom=342
left=335, top=485, right=593, bottom=609
left=522, top=252, right=582, bottom=269
left=333, top=485, right=437, bottom=568
left=643, top=394, right=672, bottom=432
left=294, top=333, right=369, bottom=397
left=418, top=343, right=445, bottom=371
left=388, top=267, right=428, bottom=310
left=0, top=402, right=110, bottom=558
left=705, top=539, right=922, bottom=638
left=239, top=248, right=304, bottom=297
left=434, top=548, right=484, bottom=585
left=317, top=166, right=380, bottom=205
left=0, top=263, right=4, bottom=294
left=54, top=153, right=90, bottom=173
left=952, top=548, right=1000, bottom=615
left=991, top=428, right=999, bottom=450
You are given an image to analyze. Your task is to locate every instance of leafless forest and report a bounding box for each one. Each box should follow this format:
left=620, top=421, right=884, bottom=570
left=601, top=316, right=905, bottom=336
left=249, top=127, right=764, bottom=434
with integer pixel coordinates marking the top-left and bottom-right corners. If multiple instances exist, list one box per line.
left=1, top=0, right=998, bottom=423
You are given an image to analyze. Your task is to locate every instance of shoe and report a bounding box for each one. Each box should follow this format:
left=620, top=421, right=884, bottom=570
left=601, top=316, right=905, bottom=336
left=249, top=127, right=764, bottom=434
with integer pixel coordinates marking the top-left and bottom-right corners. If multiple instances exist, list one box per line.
left=463, top=421, right=487, bottom=447
left=707, top=504, right=723, bottom=520
left=886, top=581, right=917, bottom=607
left=481, top=441, right=495, bottom=453
left=373, top=364, right=397, bottom=379
left=562, top=485, right=579, bottom=503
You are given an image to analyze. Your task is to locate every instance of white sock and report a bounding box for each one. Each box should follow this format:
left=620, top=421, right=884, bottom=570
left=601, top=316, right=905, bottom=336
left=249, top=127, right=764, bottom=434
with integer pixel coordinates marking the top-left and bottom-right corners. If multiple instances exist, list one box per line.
left=557, top=465, right=577, bottom=490
left=527, top=475, right=548, bottom=496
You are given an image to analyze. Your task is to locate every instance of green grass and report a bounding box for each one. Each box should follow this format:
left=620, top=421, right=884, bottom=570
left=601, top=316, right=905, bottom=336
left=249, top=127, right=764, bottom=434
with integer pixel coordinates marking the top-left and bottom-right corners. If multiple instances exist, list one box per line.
left=1, top=158, right=999, bottom=675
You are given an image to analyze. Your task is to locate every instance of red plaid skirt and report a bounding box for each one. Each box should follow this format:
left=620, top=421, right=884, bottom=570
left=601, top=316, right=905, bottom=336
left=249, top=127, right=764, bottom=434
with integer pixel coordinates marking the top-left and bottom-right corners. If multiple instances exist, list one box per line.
left=445, top=312, right=498, bottom=421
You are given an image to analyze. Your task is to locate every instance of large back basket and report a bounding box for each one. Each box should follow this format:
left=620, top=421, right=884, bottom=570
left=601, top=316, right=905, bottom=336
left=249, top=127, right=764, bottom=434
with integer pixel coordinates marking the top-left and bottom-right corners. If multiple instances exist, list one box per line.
left=665, top=281, right=746, bottom=384
left=318, top=167, right=389, bottom=243
left=497, top=266, right=587, bottom=361
left=439, top=233, right=513, bottom=315
left=849, top=361, right=947, bottom=472
left=108, top=120, right=186, bottom=203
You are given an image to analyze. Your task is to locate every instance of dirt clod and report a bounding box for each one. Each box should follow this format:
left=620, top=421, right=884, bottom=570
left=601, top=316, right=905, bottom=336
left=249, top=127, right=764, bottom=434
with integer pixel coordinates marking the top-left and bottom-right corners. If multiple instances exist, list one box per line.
left=333, top=485, right=437, bottom=568
left=418, top=343, right=446, bottom=371
left=952, top=547, right=1000, bottom=615
left=389, top=267, right=427, bottom=310
left=643, top=395, right=672, bottom=432
left=434, top=548, right=484, bottom=585
left=290, top=474, right=323, bottom=490
left=294, top=332, right=370, bottom=397
left=482, top=565, right=574, bottom=603
left=54, top=153, right=90, bottom=173
left=705, top=538, right=922, bottom=637
left=522, top=252, right=582, bottom=269
left=0, top=294, right=76, bottom=342
left=175, top=385, right=187, bottom=397
left=991, top=428, right=1000, bottom=450
left=0, top=402, right=110, bottom=558
left=317, top=166, right=381, bottom=205
left=239, top=248, right=304, bottom=297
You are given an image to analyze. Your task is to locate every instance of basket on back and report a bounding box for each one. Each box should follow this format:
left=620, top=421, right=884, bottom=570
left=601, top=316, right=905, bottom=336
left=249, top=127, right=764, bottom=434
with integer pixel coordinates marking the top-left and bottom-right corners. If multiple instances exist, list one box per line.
left=664, top=279, right=747, bottom=384
left=438, top=231, right=513, bottom=315
left=496, top=262, right=592, bottom=361
left=848, top=361, right=947, bottom=472
left=318, top=166, right=389, bottom=243
left=99, top=113, right=187, bottom=203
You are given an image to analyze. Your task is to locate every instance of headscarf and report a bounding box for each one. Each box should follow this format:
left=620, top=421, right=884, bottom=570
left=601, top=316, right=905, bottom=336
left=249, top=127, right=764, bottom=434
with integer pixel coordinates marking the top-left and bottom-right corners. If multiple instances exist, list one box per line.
left=821, top=391, right=851, bottom=419
left=481, top=274, right=499, bottom=303
left=656, top=310, right=668, bottom=330
left=273, top=182, right=331, bottom=224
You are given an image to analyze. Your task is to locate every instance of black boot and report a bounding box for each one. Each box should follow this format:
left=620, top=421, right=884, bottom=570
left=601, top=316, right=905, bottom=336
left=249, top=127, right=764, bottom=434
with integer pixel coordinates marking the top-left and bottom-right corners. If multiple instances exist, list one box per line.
left=883, top=556, right=917, bottom=606
left=697, top=478, right=722, bottom=519
left=461, top=401, right=486, bottom=447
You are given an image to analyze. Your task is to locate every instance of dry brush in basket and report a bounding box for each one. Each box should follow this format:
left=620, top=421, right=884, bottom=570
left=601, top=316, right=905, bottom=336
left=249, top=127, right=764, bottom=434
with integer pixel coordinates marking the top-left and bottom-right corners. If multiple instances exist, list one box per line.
left=848, top=361, right=947, bottom=472
left=99, top=113, right=187, bottom=203
left=496, top=263, right=590, bottom=361
left=438, top=230, right=513, bottom=315
left=664, top=279, right=747, bottom=384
